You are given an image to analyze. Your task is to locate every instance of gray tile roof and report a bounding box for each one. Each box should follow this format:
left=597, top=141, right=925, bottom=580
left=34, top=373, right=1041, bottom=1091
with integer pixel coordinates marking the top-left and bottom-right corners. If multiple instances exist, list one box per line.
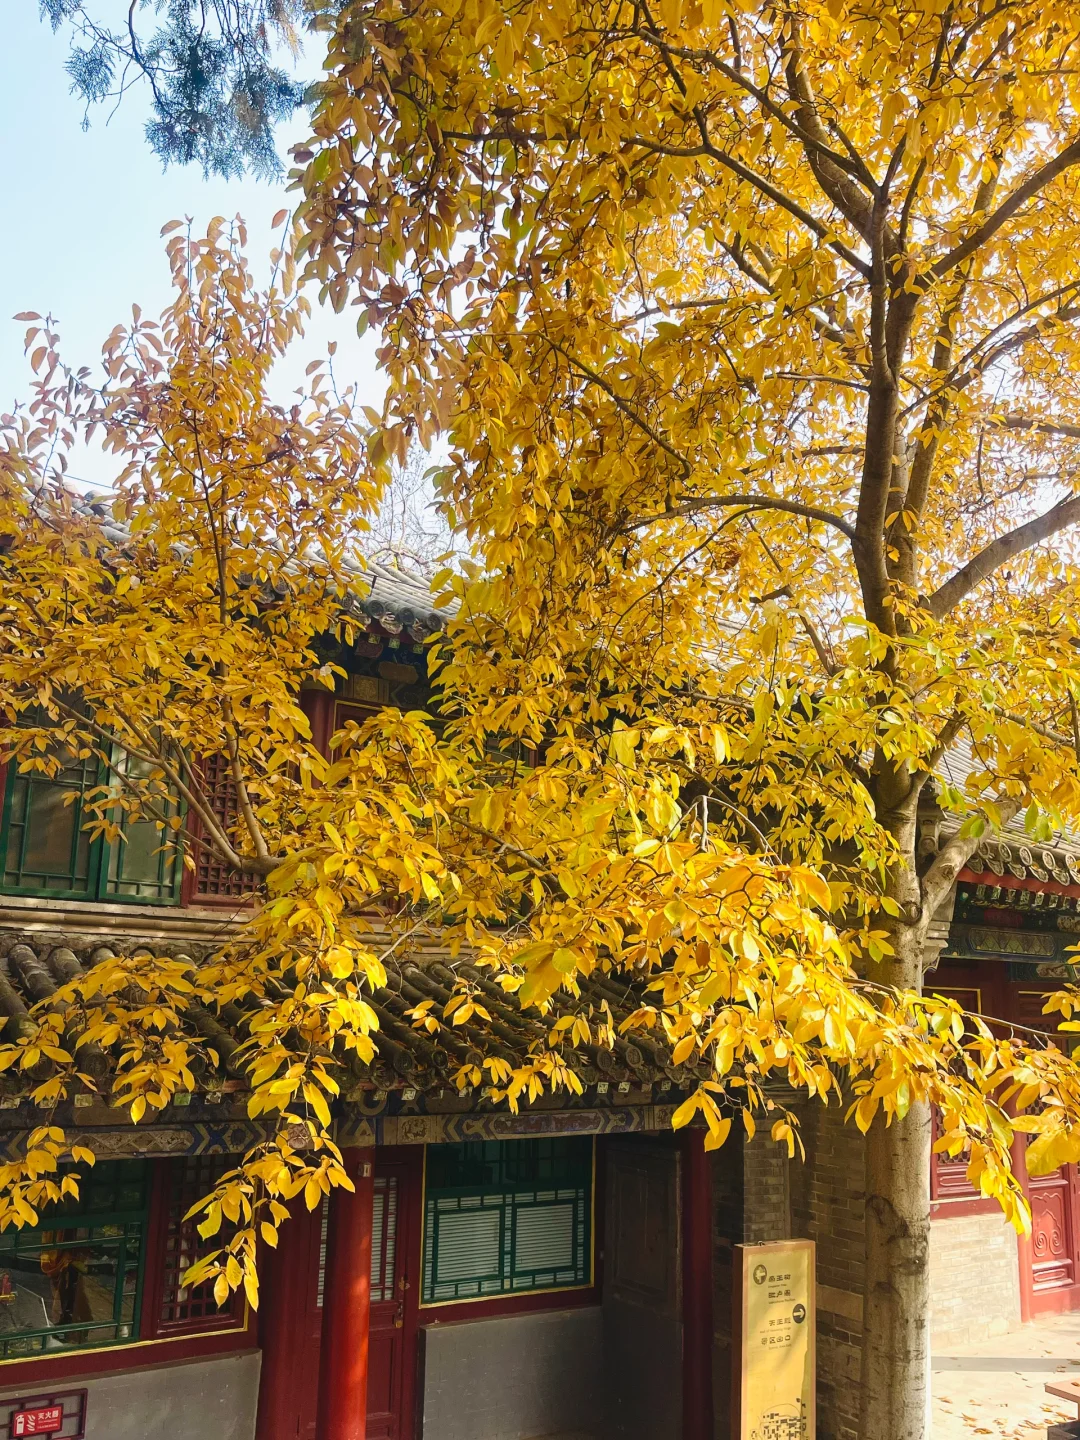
left=0, top=931, right=691, bottom=1099
left=65, top=486, right=452, bottom=640
left=935, top=735, right=1080, bottom=883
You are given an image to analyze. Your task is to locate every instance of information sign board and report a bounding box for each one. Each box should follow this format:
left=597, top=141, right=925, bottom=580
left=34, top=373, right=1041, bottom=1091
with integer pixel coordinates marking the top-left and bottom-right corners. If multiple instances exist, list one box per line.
left=737, top=1238, right=815, bottom=1440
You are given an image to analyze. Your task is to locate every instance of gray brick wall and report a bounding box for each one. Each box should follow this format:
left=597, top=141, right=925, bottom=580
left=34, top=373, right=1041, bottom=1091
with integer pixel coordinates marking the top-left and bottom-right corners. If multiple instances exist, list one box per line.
left=709, top=1102, right=871, bottom=1440
left=706, top=1092, right=1022, bottom=1438
left=929, top=1210, right=1020, bottom=1348
left=709, top=1130, right=799, bottom=1438
left=742, top=1139, right=792, bottom=1245
left=789, top=1100, right=864, bottom=1440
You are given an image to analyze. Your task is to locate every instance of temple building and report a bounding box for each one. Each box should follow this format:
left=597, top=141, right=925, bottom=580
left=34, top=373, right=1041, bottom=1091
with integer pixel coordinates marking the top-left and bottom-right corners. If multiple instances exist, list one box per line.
left=0, top=553, right=1076, bottom=1440
left=0, top=562, right=717, bottom=1440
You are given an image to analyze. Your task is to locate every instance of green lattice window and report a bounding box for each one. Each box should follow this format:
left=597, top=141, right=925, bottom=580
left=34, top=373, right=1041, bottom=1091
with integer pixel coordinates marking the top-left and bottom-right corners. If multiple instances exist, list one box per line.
left=1, top=745, right=181, bottom=904
left=0, top=1160, right=149, bottom=1359
left=422, top=1138, right=592, bottom=1305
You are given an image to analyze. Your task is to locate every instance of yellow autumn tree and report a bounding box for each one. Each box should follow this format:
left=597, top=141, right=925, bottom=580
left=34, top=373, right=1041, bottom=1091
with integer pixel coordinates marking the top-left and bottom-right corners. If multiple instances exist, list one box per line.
left=282, top=0, right=1080, bottom=1433
left=0, top=219, right=941, bottom=1303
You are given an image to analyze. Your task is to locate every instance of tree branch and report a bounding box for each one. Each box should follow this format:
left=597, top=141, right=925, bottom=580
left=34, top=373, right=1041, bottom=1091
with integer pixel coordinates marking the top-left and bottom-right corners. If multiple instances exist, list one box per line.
left=221, top=695, right=273, bottom=865
left=889, top=173, right=999, bottom=588
left=544, top=337, right=692, bottom=478
left=782, top=23, right=888, bottom=252
left=626, top=132, right=871, bottom=279
left=620, top=493, right=858, bottom=544
left=933, top=292, right=1080, bottom=409
left=995, top=708, right=1073, bottom=749
left=920, top=797, right=1023, bottom=922
left=659, top=41, right=878, bottom=192
left=49, top=701, right=263, bottom=876
left=926, top=493, right=1080, bottom=618
left=917, top=712, right=967, bottom=788
left=746, top=518, right=838, bottom=677
left=929, top=134, right=1080, bottom=280
left=996, top=414, right=1080, bottom=442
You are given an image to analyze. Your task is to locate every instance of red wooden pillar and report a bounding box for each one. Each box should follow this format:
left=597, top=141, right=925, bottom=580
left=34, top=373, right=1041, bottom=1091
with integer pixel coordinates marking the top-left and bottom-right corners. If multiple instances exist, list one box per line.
left=256, top=1199, right=325, bottom=1440
left=317, top=1149, right=375, bottom=1440
left=682, top=1129, right=715, bottom=1440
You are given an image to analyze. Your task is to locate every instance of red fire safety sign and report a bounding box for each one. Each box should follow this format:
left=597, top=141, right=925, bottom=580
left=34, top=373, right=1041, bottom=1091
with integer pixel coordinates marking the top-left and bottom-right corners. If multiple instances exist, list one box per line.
left=10, top=1409, right=64, bottom=1437
left=3, top=1388, right=86, bottom=1440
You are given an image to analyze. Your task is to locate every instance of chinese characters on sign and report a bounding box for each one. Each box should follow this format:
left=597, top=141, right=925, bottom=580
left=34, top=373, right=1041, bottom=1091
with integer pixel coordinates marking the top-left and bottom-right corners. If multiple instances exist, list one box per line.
left=738, top=1239, right=815, bottom=1440
left=4, top=1392, right=86, bottom=1440
left=11, top=1409, right=64, bottom=1437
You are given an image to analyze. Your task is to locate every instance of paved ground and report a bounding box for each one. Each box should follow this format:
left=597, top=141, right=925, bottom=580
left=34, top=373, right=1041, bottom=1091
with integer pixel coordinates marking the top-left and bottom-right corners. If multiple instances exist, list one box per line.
left=933, top=1312, right=1080, bottom=1437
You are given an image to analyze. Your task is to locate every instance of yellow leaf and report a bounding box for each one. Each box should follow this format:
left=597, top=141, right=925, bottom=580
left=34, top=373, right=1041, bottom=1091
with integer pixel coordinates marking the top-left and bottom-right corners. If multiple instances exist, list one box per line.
left=704, top=1117, right=731, bottom=1152
left=672, top=1034, right=696, bottom=1066
left=671, top=1093, right=700, bottom=1130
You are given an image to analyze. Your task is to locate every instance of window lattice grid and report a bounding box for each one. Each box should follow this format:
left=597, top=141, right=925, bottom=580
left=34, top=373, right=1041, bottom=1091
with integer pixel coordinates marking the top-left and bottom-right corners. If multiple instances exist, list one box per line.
left=422, top=1139, right=592, bottom=1305
left=3, top=751, right=98, bottom=895
left=930, top=1106, right=981, bottom=1201
left=371, top=1177, right=398, bottom=1303
left=1, top=740, right=182, bottom=905
left=0, top=1222, right=144, bottom=1360
left=63, top=1161, right=149, bottom=1219
left=315, top=1176, right=398, bottom=1308
left=193, top=753, right=258, bottom=899
left=157, top=1156, right=241, bottom=1331
left=104, top=753, right=182, bottom=902
left=0, top=1159, right=148, bottom=1360
left=316, top=1198, right=329, bottom=1309
left=424, top=1137, right=593, bottom=1194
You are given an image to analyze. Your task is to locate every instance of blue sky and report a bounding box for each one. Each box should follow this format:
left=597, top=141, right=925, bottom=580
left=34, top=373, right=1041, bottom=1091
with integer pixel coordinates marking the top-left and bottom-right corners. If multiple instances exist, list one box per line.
left=0, top=8, right=379, bottom=481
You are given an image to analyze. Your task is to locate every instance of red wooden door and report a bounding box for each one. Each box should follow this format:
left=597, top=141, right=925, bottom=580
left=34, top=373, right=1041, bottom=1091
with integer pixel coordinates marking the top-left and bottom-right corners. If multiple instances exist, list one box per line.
left=255, top=1197, right=326, bottom=1440
left=1014, top=989, right=1080, bottom=1316
left=1026, top=1154, right=1080, bottom=1313
left=298, top=1202, right=327, bottom=1440
left=367, top=1149, right=421, bottom=1440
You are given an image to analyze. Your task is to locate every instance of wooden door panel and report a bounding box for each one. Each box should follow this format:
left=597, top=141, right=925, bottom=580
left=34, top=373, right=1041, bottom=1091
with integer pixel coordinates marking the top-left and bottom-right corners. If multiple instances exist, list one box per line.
left=606, top=1140, right=680, bottom=1314
left=299, top=1201, right=327, bottom=1440
left=255, top=1198, right=326, bottom=1440
left=1031, top=1175, right=1076, bottom=1290
left=603, top=1139, right=683, bottom=1440
left=367, top=1153, right=421, bottom=1440
left=1013, top=988, right=1080, bottom=1314
left=367, top=1173, right=403, bottom=1440
left=366, top=1327, right=402, bottom=1440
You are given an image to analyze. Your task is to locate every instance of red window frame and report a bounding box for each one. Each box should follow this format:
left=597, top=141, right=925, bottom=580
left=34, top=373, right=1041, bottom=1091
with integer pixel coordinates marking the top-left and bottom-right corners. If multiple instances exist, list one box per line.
left=181, top=753, right=260, bottom=907
left=184, top=691, right=337, bottom=906
left=930, top=1104, right=995, bottom=1211
left=927, top=979, right=1001, bottom=1217
left=0, top=1156, right=252, bottom=1390
left=141, top=1155, right=246, bottom=1338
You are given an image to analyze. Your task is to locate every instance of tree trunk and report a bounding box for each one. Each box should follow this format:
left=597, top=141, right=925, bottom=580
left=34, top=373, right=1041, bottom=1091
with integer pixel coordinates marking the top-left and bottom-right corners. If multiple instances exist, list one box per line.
left=858, top=919, right=931, bottom=1440
left=860, top=1099, right=931, bottom=1439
